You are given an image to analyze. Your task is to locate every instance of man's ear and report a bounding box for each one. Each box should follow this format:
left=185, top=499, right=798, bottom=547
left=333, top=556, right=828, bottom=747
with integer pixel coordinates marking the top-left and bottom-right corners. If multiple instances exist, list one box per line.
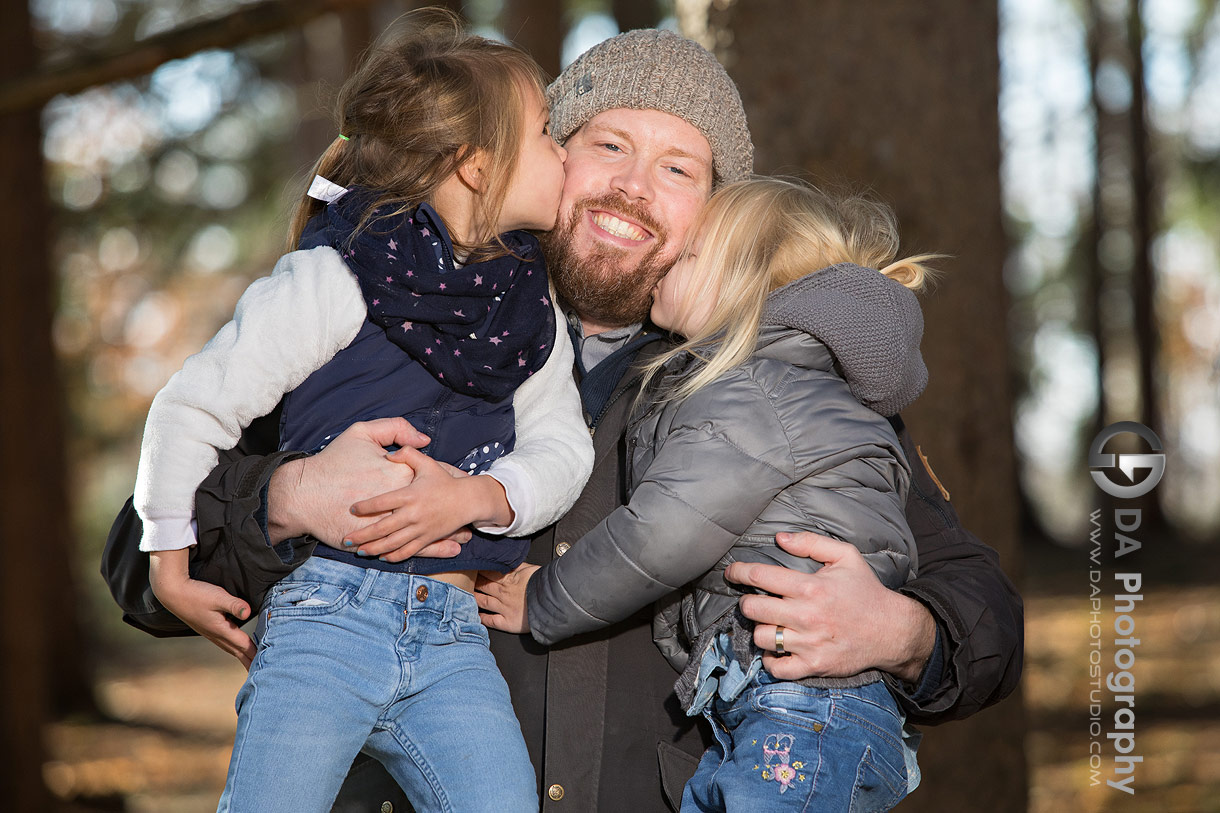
left=457, top=148, right=487, bottom=193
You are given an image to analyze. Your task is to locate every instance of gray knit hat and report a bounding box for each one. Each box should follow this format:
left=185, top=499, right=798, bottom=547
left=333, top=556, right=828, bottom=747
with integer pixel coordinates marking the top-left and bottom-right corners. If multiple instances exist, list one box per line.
left=547, top=29, right=753, bottom=186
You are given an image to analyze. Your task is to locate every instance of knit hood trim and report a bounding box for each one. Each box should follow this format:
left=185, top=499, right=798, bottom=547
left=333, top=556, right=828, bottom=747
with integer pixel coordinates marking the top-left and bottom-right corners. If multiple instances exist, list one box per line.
left=760, top=263, right=927, bottom=416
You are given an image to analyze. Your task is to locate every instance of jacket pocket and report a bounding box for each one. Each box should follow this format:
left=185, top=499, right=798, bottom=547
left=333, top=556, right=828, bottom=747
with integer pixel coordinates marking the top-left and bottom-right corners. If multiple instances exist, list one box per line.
left=657, top=739, right=702, bottom=812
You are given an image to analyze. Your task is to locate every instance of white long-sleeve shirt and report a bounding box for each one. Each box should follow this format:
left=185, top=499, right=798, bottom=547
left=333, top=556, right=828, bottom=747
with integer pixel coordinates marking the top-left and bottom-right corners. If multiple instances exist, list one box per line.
left=135, top=245, right=592, bottom=552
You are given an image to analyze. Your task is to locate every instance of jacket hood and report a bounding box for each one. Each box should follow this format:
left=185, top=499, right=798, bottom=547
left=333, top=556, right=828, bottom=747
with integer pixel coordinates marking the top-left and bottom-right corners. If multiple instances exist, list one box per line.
left=760, top=262, right=927, bottom=416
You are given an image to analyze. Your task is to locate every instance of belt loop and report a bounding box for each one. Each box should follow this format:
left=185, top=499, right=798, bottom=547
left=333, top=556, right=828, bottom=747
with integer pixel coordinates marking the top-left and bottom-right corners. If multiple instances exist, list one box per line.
left=439, top=578, right=455, bottom=625
left=351, top=567, right=378, bottom=607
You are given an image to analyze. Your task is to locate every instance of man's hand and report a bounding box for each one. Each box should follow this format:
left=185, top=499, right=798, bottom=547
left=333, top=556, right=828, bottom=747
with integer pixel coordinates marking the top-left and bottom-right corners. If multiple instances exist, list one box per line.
left=342, top=446, right=512, bottom=562
left=474, top=563, right=538, bottom=634
left=726, top=532, right=935, bottom=684
left=267, top=418, right=464, bottom=558
left=150, top=550, right=256, bottom=668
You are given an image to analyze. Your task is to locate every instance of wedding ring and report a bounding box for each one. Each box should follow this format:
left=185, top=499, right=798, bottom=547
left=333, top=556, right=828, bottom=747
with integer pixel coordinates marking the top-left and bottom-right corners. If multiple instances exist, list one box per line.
left=774, top=625, right=787, bottom=655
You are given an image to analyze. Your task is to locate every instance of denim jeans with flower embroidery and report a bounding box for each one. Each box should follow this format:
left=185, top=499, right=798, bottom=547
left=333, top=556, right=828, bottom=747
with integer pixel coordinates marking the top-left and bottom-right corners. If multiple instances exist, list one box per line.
left=681, top=674, right=912, bottom=812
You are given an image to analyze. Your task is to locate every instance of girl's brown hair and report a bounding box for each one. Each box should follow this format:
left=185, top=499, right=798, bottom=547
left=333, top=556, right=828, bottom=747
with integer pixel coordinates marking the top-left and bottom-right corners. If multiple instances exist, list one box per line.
left=287, top=9, right=547, bottom=256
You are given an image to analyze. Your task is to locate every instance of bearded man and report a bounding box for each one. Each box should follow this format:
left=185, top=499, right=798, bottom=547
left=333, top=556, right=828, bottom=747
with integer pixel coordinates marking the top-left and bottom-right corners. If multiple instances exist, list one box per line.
left=109, top=29, right=1021, bottom=812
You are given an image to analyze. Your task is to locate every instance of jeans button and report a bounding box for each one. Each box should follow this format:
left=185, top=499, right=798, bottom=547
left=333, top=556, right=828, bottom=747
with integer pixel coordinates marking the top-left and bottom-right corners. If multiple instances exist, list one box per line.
left=380, top=803, right=393, bottom=813
left=555, top=542, right=570, bottom=557
left=416, top=585, right=429, bottom=602
left=547, top=783, right=564, bottom=801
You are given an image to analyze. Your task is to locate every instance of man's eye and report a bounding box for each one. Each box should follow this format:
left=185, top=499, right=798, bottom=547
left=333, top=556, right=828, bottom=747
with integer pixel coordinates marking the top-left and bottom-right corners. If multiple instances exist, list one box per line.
left=668, top=166, right=689, bottom=177
left=601, top=143, right=622, bottom=153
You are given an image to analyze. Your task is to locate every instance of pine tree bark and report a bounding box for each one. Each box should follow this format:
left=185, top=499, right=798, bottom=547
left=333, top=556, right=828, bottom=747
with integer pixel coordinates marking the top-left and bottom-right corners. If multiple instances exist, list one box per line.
left=0, top=0, right=83, bottom=808
left=611, top=0, right=662, bottom=32
left=501, top=0, right=566, bottom=80
left=709, top=1, right=1026, bottom=809
left=1125, top=0, right=1165, bottom=527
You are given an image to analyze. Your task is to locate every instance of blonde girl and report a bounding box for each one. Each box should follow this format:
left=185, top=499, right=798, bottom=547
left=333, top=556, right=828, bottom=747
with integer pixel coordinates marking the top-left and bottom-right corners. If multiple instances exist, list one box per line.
left=134, top=14, right=591, bottom=812
left=485, top=177, right=935, bottom=811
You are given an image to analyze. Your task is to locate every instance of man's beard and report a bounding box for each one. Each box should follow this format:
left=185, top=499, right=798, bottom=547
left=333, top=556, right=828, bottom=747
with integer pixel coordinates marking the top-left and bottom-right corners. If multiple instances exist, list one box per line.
left=541, top=194, right=675, bottom=329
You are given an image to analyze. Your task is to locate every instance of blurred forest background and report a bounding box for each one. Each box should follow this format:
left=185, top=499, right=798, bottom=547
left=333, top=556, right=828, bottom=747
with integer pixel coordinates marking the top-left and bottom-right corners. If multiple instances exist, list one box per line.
left=1, top=0, right=1217, bottom=810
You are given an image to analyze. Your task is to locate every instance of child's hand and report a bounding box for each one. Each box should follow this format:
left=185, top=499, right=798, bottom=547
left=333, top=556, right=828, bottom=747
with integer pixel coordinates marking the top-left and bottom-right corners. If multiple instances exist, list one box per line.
left=475, top=564, right=538, bottom=634
left=269, top=417, right=431, bottom=546
left=343, top=446, right=512, bottom=562
left=151, top=566, right=256, bottom=668
left=158, top=580, right=257, bottom=669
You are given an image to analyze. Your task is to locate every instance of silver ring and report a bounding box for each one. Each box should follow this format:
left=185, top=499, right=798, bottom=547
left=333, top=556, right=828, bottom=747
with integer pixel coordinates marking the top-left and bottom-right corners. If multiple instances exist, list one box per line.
left=774, top=625, right=786, bottom=655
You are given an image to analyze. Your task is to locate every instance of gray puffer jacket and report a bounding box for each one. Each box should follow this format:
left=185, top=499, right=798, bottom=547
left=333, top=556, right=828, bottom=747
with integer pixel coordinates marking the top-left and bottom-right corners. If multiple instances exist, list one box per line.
left=526, top=262, right=927, bottom=690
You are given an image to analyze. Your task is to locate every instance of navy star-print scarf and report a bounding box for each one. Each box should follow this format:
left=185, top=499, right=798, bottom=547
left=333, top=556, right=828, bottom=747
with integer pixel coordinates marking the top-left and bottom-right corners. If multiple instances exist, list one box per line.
left=301, top=187, right=555, bottom=400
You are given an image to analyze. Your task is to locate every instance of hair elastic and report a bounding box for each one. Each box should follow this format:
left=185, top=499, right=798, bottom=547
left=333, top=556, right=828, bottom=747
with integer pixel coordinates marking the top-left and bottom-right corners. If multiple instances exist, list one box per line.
left=338, top=134, right=350, bottom=141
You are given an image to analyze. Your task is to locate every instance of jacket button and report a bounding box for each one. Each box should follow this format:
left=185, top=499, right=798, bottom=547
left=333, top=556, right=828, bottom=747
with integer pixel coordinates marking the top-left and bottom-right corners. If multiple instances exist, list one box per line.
left=547, top=784, right=565, bottom=801
left=555, top=542, right=570, bottom=557
left=415, top=585, right=429, bottom=602
left=380, top=803, right=393, bottom=813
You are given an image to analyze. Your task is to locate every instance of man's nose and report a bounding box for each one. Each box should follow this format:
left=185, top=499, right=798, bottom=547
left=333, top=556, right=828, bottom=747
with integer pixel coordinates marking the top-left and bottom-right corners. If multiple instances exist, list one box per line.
left=610, top=157, right=653, bottom=202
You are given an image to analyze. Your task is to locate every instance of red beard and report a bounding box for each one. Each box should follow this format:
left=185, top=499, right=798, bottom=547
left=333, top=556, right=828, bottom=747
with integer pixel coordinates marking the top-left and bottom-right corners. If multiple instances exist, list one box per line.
left=541, top=194, right=675, bottom=329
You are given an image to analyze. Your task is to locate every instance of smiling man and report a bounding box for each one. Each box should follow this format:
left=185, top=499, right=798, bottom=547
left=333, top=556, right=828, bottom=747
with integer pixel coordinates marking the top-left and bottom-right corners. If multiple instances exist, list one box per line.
left=541, top=107, right=713, bottom=335
left=125, top=28, right=1022, bottom=812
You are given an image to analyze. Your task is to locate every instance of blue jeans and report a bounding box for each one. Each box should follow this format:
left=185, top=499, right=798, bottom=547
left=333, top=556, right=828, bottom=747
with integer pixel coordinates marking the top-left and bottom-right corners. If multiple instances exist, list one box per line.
left=681, top=677, right=912, bottom=812
left=217, top=557, right=536, bottom=813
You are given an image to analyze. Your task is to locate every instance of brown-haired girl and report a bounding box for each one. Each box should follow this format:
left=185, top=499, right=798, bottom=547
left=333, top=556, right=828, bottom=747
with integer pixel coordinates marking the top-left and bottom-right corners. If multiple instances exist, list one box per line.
left=482, top=177, right=938, bottom=811
left=133, top=13, right=589, bottom=811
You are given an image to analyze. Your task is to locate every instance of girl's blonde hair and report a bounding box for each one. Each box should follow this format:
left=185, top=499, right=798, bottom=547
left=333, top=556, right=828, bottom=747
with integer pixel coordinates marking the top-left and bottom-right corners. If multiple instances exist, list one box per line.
left=287, top=9, right=547, bottom=256
left=642, top=176, right=940, bottom=404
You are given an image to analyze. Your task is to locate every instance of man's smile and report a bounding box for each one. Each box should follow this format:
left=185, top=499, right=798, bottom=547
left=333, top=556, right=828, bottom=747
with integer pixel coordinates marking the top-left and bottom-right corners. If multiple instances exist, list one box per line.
left=588, top=210, right=653, bottom=244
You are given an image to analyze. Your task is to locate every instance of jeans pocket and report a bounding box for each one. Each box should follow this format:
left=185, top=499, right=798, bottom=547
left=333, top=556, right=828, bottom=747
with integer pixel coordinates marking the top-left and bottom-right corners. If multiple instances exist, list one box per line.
left=838, top=683, right=907, bottom=756
left=267, top=581, right=351, bottom=617
left=749, top=683, right=832, bottom=735
left=849, top=744, right=908, bottom=813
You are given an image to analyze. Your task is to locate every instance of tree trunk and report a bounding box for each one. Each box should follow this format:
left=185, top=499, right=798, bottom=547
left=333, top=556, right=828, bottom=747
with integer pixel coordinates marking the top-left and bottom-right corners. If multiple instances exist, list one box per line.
left=612, top=0, right=663, bottom=32
left=1086, top=0, right=1111, bottom=433
left=284, top=4, right=385, bottom=236
left=1085, top=0, right=1122, bottom=530
left=0, top=0, right=83, bottom=808
left=1088, top=0, right=1164, bottom=524
left=1126, top=0, right=1165, bottom=527
left=708, top=2, right=1026, bottom=809
left=501, top=0, right=566, bottom=80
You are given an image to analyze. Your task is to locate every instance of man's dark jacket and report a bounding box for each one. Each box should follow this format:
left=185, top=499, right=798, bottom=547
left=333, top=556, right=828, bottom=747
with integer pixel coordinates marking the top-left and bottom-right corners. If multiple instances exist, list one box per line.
left=104, top=340, right=1023, bottom=812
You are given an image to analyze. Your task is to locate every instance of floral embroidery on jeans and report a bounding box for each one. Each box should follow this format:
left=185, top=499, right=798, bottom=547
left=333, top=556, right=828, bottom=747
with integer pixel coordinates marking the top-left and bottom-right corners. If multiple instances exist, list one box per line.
left=752, top=734, right=807, bottom=793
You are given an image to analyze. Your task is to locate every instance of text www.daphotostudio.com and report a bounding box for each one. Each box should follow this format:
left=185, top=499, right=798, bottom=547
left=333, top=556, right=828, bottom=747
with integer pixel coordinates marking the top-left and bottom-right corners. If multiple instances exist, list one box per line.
left=1086, top=421, right=1165, bottom=795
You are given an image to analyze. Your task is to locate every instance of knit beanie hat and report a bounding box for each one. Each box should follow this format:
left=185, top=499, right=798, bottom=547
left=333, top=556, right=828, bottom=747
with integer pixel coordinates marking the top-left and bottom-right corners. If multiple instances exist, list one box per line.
left=547, top=29, right=753, bottom=186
